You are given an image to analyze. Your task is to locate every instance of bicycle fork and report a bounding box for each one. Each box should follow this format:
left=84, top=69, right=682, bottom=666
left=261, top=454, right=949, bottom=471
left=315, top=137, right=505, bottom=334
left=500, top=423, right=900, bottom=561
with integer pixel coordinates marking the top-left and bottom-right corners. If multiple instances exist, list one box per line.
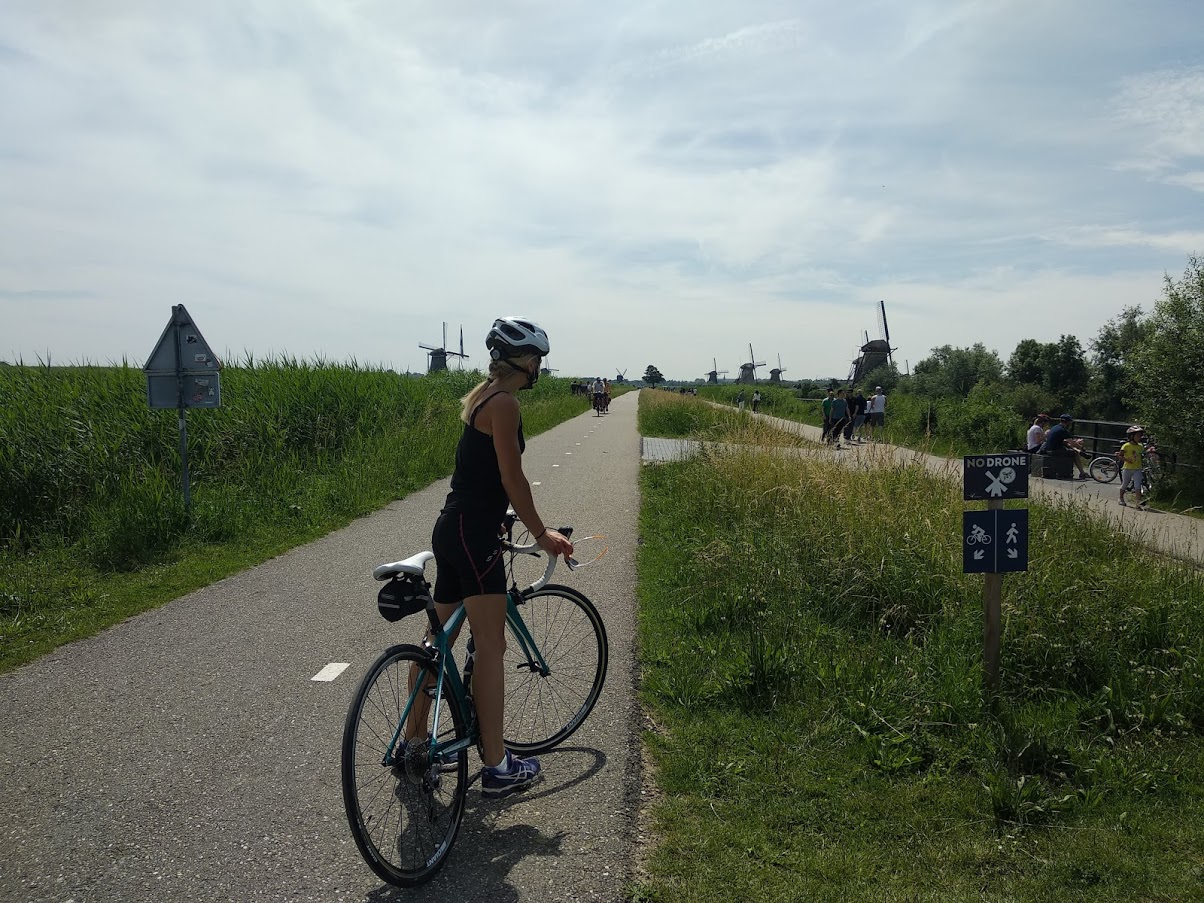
left=506, top=593, right=551, bottom=678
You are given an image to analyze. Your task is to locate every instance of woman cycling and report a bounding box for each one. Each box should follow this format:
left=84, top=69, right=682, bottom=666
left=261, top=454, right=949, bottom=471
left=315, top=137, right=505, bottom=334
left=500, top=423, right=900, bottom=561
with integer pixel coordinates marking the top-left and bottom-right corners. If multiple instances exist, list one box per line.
left=424, top=316, right=573, bottom=797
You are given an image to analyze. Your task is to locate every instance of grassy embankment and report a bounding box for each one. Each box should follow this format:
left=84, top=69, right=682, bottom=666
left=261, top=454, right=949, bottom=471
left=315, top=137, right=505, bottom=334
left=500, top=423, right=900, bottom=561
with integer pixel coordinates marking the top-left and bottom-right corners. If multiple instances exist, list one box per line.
left=633, top=390, right=1204, bottom=902
left=0, top=362, right=595, bottom=670
left=694, top=384, right=1203, bottom=515
left=696, top=384, right=1031, bottom=456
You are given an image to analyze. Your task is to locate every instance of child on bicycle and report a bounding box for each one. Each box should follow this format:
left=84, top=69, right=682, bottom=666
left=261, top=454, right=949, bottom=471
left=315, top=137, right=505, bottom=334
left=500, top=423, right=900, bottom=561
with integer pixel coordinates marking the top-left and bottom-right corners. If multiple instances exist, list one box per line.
left=418, top=317, right=573, bottom=797
left=1118, top=425, right=1148, bottom=508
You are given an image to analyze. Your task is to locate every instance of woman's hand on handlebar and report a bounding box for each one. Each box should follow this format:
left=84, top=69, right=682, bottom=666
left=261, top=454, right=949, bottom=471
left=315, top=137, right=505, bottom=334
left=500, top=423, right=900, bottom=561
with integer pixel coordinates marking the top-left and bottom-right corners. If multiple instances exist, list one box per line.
left=538, top=528, right=574, bottom=560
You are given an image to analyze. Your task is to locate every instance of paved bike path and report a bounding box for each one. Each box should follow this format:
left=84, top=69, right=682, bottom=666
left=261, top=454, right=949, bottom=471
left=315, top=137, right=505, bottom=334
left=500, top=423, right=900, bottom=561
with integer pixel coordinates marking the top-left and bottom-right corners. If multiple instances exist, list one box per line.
left=0, top=392, right=642, bottom=903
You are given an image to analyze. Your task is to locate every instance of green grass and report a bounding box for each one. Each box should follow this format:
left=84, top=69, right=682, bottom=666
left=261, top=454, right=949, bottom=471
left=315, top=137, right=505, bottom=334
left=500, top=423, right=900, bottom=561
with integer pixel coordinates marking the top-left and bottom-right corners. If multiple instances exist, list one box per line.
left=633, top=393, right=1204, bottom=902
left=0, top=363, right=591, bottom=670
left=694, top=385, right=1204, bottom=515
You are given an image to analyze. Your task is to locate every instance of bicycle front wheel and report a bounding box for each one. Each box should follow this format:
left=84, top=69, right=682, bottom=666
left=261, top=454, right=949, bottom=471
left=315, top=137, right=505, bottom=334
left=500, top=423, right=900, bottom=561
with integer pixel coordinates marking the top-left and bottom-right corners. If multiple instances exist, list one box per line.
left=1090, top=456, right=1119, bottom=483
left=341, top=644, right=469, bottom=887
left=503, top=585, right=608, bottom=755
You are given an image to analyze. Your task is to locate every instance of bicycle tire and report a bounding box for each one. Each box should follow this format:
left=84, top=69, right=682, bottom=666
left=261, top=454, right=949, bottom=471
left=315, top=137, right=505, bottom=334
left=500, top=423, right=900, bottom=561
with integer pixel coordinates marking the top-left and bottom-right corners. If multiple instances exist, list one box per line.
left=1090, top=456, right=1119, bottom=483
left=503, top=585, right=608, bottom=755
left=341, top=644, right=469, bottom=887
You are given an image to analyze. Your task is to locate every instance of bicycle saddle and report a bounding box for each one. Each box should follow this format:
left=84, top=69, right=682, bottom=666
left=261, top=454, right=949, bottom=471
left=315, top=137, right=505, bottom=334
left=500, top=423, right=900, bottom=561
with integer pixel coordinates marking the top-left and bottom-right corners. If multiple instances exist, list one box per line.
left=373, top=551, right=435, bottom=581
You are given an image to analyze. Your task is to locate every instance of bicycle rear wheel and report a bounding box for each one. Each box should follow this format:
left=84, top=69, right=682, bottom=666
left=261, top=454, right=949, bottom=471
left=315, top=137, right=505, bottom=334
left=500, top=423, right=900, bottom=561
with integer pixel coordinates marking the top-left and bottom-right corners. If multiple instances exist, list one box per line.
left=341, top=644, right=469, bottom=887
left=503, top=585, right=608, bottom=755
left=1089, top=456, right=1119, bottom=483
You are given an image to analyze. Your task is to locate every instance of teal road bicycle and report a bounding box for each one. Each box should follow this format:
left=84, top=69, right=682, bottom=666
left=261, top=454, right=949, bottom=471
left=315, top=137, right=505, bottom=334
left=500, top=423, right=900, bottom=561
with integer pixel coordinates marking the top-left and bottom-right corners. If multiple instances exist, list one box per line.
left=340, top=513, right=609, bottom=887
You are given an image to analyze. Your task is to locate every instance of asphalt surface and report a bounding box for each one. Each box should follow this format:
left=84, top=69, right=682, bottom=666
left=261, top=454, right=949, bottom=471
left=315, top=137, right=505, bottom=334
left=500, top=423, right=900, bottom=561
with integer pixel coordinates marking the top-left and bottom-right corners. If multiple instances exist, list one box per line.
left=0, top=392, right=642, bottom=903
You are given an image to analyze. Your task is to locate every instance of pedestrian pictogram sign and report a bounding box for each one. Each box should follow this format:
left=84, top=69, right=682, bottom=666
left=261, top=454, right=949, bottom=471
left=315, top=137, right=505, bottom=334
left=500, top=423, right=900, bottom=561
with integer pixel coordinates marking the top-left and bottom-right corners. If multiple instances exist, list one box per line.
left=963, top=454, right=1029, bottom=500
left=963, top=509, right=1029, bottom=573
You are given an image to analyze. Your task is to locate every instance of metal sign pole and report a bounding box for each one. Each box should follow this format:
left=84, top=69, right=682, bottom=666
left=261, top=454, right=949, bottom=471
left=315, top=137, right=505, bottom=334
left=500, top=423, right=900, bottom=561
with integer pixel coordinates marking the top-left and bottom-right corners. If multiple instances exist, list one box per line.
left=172, top=305, right=192, bottom=517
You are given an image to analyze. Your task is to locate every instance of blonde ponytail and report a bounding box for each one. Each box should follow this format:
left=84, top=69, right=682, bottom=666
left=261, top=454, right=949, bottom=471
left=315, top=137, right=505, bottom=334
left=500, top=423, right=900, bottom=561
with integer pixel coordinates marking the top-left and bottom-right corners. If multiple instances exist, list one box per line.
left=459, top=354, right=540, bottom=423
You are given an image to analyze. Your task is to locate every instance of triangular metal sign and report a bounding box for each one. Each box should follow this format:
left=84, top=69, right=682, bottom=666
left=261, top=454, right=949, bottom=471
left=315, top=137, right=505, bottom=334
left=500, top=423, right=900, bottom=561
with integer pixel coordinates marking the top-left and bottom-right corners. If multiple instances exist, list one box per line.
left=144, top=304, right=222, bottom=373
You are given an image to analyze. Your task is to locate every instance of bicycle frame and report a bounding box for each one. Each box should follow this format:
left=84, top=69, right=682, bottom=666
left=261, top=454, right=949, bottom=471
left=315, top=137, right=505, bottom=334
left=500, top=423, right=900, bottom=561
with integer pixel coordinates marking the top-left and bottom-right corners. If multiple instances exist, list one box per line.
left=383, top=586, right=552, bottom=769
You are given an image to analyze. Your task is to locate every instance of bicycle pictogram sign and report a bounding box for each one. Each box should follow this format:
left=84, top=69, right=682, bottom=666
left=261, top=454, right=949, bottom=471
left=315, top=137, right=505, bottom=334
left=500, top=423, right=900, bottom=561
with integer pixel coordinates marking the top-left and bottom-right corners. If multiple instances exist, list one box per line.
left=963, top=510, right=1029, bottom=573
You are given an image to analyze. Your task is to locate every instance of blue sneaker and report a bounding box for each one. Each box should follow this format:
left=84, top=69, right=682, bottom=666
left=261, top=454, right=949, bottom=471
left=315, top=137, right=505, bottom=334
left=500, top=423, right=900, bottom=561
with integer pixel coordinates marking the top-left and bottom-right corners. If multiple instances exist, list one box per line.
left=481, top=751, right=542, bottom=798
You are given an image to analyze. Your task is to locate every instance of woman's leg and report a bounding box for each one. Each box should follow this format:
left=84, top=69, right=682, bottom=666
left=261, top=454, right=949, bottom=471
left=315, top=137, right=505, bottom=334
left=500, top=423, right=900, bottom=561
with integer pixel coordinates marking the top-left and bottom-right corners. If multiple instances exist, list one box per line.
left=463, top=592, right=509, bottom=767
left=406, top=601, right=464, bottom=741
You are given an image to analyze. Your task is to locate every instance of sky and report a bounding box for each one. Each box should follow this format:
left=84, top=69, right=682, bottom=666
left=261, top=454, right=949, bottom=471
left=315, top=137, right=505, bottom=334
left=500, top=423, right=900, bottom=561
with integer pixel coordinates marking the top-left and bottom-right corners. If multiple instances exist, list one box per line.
left=1, top=0, right=1202, bottom=381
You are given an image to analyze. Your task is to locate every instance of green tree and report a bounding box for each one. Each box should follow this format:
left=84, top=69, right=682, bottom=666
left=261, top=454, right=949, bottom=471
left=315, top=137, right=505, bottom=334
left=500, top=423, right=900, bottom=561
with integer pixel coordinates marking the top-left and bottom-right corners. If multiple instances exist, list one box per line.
left=860, top=360, right=902, bottom=394
left=1131, top=255, right=1204, bottom=491
left=1086, top=306, right=1149, bottom=421
left=1005, top=335, right=1089, bottom=408
left=910, top=344, right=1003, bottom=397
left=1044, top=335, right=1090, bottom=406
left=643, top=365, right=666, bottom=386
left=1006, top=339, right=1046, bottom=385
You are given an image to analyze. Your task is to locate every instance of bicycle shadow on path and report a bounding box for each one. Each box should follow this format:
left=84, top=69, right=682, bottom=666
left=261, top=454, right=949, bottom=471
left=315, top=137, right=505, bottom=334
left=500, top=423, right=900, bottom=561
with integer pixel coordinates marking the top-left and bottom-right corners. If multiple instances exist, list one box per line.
left=358, top=746, right=607, bottom=902
left=362, top=825, right=563, bottom=903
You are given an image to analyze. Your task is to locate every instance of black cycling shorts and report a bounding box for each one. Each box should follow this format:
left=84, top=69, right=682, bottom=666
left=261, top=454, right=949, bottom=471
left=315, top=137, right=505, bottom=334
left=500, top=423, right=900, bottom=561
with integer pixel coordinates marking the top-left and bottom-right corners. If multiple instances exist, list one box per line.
left=431, top=512, right=507, bottom=603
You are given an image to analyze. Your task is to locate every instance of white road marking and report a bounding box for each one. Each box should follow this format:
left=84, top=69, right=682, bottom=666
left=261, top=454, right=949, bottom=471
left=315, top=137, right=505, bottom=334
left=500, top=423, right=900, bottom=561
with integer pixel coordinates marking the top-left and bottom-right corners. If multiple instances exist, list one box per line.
left=553, top=464, right=560, bottom=467
left=311, top=662, right=350, bottom=682
left=566, top=452, right=572, bottom=455
left=533, top=481, right=542, bottom=486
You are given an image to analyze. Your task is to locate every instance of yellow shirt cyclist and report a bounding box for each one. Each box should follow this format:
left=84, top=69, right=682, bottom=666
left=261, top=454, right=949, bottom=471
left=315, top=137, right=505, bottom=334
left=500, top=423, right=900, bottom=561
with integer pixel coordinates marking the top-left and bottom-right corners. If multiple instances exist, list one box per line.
left=1120, top=440, right=1144, bottom=471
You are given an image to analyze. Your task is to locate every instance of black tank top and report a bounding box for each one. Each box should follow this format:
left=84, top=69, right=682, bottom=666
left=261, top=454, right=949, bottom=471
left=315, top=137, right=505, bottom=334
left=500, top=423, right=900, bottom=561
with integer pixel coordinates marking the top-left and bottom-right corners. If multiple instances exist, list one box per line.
left=441, top=391, right=525, bottom=517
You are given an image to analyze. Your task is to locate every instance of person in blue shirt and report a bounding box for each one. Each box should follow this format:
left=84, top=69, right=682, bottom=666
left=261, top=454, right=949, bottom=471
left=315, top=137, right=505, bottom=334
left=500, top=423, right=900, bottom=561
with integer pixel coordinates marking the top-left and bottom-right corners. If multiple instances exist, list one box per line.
left=1039, top=413, right=1089, bottom=479
left=828, top=389, right=850, bottom=448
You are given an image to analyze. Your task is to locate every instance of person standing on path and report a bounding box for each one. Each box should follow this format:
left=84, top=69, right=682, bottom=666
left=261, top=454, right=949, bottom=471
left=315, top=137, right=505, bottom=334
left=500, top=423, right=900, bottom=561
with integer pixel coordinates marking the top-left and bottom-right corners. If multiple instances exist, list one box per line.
left=866, top=386, right=886, bottom=441
left=844, top=390, right=865, bottom=444
left=752, top=390, right=762, bottom=413
left=416, top=316, right=574, bottom=797
left=1118, top=425, right=1149, bottom=508
left=736, top=389, right=746, bottom=412
left=849, top=389, right=868, bottom=442
left=828, top=389, right=850, bottom=448
left=821, top=388, right=835, bottom=440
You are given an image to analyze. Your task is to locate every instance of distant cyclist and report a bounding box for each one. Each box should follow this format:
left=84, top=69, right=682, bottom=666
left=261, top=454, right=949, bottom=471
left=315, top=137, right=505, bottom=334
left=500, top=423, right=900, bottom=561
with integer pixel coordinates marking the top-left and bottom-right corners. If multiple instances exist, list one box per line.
left=591, top=376, right=604, bottom=415
left=602, top=378, right=611, bottom=413
left=421, top=317, right=573, bottom=797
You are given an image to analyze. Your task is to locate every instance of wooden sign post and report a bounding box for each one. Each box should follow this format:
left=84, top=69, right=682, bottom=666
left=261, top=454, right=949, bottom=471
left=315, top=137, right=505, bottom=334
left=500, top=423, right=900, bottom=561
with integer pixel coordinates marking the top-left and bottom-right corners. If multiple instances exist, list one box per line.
left=962, top=455, right=1031, bottom=703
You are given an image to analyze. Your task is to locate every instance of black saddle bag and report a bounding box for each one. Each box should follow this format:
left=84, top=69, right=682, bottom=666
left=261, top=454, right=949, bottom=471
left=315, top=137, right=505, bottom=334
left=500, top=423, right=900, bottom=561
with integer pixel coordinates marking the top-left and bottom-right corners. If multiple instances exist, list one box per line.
left=377, top=575, right=432, bottom=622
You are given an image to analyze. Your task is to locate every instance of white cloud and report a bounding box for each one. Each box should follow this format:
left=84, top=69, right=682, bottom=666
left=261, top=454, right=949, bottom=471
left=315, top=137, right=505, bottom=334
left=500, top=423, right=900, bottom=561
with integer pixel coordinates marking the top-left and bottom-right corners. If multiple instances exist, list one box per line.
left=1, top=0, right=1202, bottom=378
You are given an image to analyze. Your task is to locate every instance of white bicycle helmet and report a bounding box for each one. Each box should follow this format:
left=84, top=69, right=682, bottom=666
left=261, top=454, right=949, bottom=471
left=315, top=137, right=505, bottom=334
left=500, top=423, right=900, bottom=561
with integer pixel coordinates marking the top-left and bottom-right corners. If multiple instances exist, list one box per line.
left=486, top=316, right=550, bottom=360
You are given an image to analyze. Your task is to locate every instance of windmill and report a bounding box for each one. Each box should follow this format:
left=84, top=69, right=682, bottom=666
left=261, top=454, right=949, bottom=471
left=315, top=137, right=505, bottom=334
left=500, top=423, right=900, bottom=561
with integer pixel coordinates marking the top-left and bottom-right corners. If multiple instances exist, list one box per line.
left=737, top=344, right=765, bottom=384
left=704, top=357, right=729, bottom=385
left=419, top=323, right=468, bottom=373
left=848, top=300, right=897, bottom=385
left=614, top=368, right=628, bottom=384
left=769, top=354, right=788, bottom=384
left=540, top=356, right=559, bottom=376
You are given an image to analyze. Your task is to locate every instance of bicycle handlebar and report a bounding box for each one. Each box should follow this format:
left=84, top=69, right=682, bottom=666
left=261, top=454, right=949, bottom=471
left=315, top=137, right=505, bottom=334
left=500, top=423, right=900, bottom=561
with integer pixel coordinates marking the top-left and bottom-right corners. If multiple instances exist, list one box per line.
left=503, top=526, right=576, bottom=593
